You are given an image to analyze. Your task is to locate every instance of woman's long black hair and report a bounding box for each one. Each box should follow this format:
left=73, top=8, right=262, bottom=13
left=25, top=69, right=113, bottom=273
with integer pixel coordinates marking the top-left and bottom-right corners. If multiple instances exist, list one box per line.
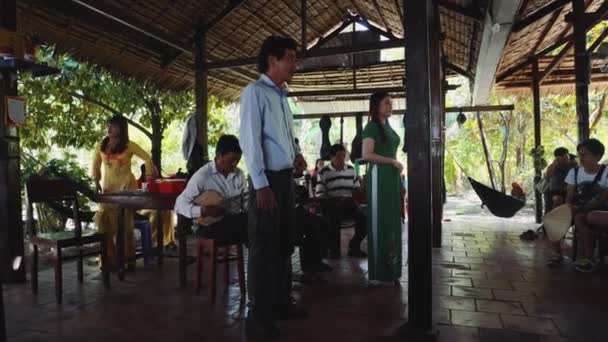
left=101, top=115, right=129, bottom=154
left=369, top=91, right=390, bottom=142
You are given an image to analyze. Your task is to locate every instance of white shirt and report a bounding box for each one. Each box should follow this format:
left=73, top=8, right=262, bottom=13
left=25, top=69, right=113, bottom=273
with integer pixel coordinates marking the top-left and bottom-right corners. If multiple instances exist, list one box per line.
left=174, top=161, right=247, bottom=218
left=564, top=165, right=608, bottom=189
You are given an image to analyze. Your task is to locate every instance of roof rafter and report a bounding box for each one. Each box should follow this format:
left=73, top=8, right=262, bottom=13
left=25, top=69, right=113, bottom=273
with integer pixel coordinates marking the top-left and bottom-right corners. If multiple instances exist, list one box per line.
left=309, top=15, right=356, bottom=50
left=531, top=7, right=563, bottom=54
left=496, top=1, right=605, bottom=84
left=371, top=0, right=391, bottom=33
left=206, top=38, right=405, bottom=69
left=538, top=41, right=573, bottom=83
left=437, top=0, right=484, bottom=22
left=512, top=0, right=570, bottom=32
left=161, top=0, right=247, bottom=69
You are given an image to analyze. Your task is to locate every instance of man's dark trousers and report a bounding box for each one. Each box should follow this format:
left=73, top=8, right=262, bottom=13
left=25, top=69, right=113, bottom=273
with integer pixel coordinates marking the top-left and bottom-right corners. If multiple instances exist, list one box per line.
left=323, top=197, right=366, bottom=254
left=247, top=169, right=295, bottom=322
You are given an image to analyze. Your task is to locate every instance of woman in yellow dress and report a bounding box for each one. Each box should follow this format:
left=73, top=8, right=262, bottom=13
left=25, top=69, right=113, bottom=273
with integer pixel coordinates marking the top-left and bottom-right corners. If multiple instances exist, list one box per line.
left=92, top=115, right=155, bottom=268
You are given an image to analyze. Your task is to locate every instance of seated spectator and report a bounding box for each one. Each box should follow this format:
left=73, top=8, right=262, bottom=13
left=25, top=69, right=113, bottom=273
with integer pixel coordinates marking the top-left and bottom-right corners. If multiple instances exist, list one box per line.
left=293, top=156, right=332, bottom=276
left=510, top=182, right=526, bottom=201
left=174, top=135, right=248, bottom=244
left=316, top=144, right=367, bottom=258
left=547, top=138, right=608, bottom=272
left=310, top=159, right=325, bottom=191
left=544, top=147, right=577, bottom=213
left=294, top=185, right=333, bottom=280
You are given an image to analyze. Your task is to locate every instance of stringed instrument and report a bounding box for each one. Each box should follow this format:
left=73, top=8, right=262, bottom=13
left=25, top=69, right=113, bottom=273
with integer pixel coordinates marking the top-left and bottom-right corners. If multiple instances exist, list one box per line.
left=193, top=190, right=225, bottom=226
left=193, top=190, right=248, bottom=226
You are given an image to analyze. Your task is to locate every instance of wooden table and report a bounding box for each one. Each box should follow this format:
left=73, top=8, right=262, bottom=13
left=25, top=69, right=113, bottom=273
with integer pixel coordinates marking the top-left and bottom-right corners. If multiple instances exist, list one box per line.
left=96, top=191, right=178, bottom=281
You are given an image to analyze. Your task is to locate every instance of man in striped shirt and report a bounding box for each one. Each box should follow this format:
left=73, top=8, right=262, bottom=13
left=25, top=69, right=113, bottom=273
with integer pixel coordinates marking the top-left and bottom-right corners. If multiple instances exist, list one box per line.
left=316, top=144, right=367, bottom=258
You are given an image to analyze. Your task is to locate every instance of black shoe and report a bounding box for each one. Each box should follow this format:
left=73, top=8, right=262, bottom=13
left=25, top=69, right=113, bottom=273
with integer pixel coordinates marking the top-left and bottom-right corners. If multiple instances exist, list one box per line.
left=274, top=303, right=309, bottom=320
left=245, top=316, right=280, bottom=339
left=347, top=248, right=367, bottom=258
left=316, top=262, right=333, bottom=272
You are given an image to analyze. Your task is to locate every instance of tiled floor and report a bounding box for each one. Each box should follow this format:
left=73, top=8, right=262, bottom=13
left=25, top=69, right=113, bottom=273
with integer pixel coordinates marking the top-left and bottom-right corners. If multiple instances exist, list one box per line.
left=4, top=195, right=608, bottom=341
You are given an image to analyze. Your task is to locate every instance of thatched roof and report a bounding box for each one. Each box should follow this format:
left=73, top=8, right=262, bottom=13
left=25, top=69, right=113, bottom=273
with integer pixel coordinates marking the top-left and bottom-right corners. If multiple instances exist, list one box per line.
left=494, top=0, right=608, bottom=94
left=16, top=0, right=488, bottom=101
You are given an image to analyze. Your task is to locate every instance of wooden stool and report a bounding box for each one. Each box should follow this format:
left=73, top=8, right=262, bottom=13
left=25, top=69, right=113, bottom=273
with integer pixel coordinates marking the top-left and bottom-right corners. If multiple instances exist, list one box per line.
left=195, top=238, right=246, bottom=303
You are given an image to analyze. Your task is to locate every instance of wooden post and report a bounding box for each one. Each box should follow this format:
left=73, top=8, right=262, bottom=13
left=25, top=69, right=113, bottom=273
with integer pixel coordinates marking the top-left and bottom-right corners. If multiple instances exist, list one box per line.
left=1, top=0, right=21, bottom=340
left=431, top=6, right=444, bottom=249
left=532, top=59, right=543, bottom=223
left=193, top=30, right=209, bottom=164
left=340, top=115, right=344, bottom=145
left=403, top=0, right=438, bottom=338
left=301, top=0, right=307, bottom=53
left=573, top=0, right=590, bottom=141
left=0, top=0, right=24, bottom=286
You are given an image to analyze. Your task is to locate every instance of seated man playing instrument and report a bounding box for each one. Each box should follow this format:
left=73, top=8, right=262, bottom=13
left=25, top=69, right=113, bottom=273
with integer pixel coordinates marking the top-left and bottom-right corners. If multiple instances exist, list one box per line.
left=174, top=135, right=248, bottom=244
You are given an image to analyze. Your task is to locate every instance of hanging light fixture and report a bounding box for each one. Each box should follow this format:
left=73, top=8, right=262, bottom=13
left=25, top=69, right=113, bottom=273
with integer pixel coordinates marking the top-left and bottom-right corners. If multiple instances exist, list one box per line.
left=457, top=110, right=467, bottom=126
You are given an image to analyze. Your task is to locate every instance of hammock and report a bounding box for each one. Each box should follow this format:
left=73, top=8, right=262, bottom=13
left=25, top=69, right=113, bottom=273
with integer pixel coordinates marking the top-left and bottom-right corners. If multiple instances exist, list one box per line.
left=467, top=177, right=525, bottom=218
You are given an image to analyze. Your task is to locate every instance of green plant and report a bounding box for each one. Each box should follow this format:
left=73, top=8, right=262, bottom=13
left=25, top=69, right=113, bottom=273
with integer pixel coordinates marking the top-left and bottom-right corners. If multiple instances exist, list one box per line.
left=529, top=145, right=548, bottom=171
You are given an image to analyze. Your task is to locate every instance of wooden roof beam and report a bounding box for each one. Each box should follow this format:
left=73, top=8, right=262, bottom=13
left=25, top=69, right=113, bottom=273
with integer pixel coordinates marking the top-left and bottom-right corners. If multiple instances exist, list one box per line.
left=392, top=0, right=404, bottom=33
left=537, top=17, right=608, bottom=84
left=288, top=86, right=405, bottom=97
left=371, top=0, right=391, bottom=34
left=472, top=0, right=522, bottom=105
left=496, top=6, right=607, bottom=83
left=589, top=26, right=608, bottom=52
left=288, top=84, right=460, bottom=98
left=291, top=104, right=515, bottom=120
left=564, top=0, right=608, bottom=25
left=161, top=0, right=246, bottom=69
left=69, top=0, right=191, bottom=54
left=295, top=59, right=404, bottom=74
left=531, top=7, right=563, bottom=54
left=356, top=16, right=401, bottom=40
left=444, top=61, right=474, bottom=80
left=202, top=0, right=247, bottom=31
left=206, top=38, right=405, bottom=69
left=242, top=2, right=291, bottom=38
left=309, top=15, right=357, bottom=50
left=512, top=0, right=570, bottom=33
left=502, top=76, right=608, bottom=88
left=437, top=0, right=484, bottom=23
left=539, top=40, right=573, bottom=83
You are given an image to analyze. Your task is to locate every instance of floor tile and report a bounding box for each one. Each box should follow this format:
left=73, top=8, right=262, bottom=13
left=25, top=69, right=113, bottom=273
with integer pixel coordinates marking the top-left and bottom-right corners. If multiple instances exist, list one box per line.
left=452, top=286, right=493, bottom=299
left=476, top=299, right=525, bottom=315
left=451, top=310, right=503, bottom=329
left=501, top=314, right=559, bottom=335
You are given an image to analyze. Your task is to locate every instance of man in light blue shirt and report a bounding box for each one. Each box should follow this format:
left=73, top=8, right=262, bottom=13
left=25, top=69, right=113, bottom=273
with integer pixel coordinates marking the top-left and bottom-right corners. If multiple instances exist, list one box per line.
left=239, top=36, right=307, bottom=339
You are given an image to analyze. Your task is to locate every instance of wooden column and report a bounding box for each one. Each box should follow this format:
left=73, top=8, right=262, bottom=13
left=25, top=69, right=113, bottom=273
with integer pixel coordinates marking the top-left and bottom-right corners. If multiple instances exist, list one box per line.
left=573, top=0, right=590, bottom=141
left=431, top=7, right=444, bottom=249
left=403, top=0, right=439, bottom=337
left=340, top=115, right=344, bottom=145
left=0, top=0, right=24, bottom=285
left=532, top=59, right=543, bottom=223
left=194, top=30, right=208, bottom=163
left=1, top=0, right=21, bottom=339
left=301, top=0, right=307, bottom=53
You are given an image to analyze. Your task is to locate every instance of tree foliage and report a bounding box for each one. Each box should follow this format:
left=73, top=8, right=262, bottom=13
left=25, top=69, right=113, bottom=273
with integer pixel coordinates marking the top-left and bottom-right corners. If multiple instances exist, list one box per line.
left=444, top=92, right=607, bottom=199
left=19, top=46, right=229, bottom=172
